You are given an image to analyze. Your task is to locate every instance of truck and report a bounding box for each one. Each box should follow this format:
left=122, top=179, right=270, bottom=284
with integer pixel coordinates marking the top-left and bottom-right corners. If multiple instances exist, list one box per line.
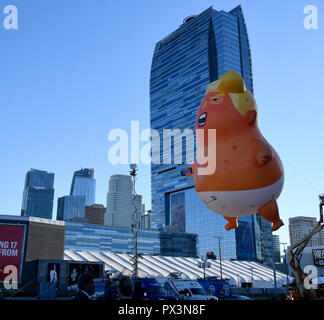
left=198, top=278, right=232, bottom=300
left=133, top=278, right=177, bottom=300
left=161, top=279, right=218, bottom=300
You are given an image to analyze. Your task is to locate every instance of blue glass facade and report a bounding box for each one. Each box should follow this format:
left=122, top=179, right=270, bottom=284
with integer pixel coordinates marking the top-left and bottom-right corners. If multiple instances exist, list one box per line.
left=184, top=188, right=237, bottom=260
left=21, top=168, right=54, bottom=219
left=150, top=6, right=274, bottom=263
left=57, top=195, right=86, bottom=221
left=70, top=168, right=95, bottom=206
left=150, top=6, right=253, bottom=229
left=64, top=222, right=197, bottom=257
left=168, top=188, right=273, bottom=262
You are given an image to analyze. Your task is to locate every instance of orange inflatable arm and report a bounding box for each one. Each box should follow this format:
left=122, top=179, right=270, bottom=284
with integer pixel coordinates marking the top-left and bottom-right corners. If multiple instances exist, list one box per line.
left=181, top=164, right=195, bottom=177
left=250, top=137, right=274, bottom=166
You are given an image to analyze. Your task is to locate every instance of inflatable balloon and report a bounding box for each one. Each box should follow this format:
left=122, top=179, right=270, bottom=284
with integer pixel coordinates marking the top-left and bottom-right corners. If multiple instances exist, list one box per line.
left=181, top=70, right=284, bottom=231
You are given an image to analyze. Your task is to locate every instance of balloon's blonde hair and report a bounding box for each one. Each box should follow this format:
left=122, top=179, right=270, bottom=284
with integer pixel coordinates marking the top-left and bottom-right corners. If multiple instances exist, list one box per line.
left=206, top=70, right=257, bottom=117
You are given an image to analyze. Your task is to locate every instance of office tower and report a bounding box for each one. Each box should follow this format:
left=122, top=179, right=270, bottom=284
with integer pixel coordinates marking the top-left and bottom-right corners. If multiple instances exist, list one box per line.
left=134, top=195, right=145, bottom=228
left=21, top=168, right=55, bottom=219
left=57, top=195, right=85, bottom=221
left=141, top=210, right=152, bottom=230
left=85, top=204, right=106, bottom=225
left=105, top=175, right=145, bottom=228
left=289, top=216, right=321, bottom=247
left=273, top=235, right=281, bottom=263
left=150, top=5, right=253, bottom=229
left=149, top=6, right=271, bottom=261
left=70, top=168, right=95, bottom=206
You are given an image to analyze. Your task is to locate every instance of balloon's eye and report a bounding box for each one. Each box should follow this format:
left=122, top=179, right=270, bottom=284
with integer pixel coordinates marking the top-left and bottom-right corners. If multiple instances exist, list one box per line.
left=211, top=96, right=224, bottom=104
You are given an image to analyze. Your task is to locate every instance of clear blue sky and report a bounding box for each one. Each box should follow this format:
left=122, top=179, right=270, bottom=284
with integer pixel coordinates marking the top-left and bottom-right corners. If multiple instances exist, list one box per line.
left=0, top=0, right=323, bottom=247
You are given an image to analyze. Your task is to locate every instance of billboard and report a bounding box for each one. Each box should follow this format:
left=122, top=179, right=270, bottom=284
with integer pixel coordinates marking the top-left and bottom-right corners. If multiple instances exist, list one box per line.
left=168, top=191, right=186, bottom=233
left=67, top=262, right=103, bottom=287
left=312, top=248, right=324, bottom=266
left=0, top=224, right=26, bottom=282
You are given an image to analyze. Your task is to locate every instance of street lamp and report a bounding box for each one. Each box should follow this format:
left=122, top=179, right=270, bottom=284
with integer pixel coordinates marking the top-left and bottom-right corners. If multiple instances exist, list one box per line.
left=197, top=256, right=211, bottom=280
left=213, top=235, right=223, bottom=279
left=280, top=242, right=289, bottom=286
left=130, top=163, right=140, bottom=279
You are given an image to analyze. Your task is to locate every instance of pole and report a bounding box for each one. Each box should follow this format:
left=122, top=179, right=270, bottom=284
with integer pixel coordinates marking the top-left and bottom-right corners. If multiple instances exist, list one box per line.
left=213, top=235, right=223, bottom=279
left=130, top=164, right=139, bottom=279
left=219, top=238, right=222, bottom=280
left=272, top=251, right=277, bottom=289
left=281, top=242, right=289, bottom=286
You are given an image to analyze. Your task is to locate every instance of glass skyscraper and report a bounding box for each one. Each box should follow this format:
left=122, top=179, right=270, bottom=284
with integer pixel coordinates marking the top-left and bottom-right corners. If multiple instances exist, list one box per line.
left=21, top=168, right=55, bottom=219
left=150, top=6, right=273, bottom=262
left=57, top=195, right=86, bottom=221
left=70, top=168, right=95, bottom=206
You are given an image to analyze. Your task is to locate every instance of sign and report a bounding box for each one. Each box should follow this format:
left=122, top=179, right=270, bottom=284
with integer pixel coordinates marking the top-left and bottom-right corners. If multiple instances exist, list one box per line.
left=0, top=224, right=25, bottom=282
left=47, top=263, right=60, bottom=286
left=312, top=248, right=324, bottom=266
left=67, top=262, right=102, bottom=286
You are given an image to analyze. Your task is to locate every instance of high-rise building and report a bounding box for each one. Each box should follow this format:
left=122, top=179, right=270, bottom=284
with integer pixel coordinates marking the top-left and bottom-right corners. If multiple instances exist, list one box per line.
left=85, top=204, right=106, bottom=225
left=273, top=234, right=281, bottom=263
left=57, top=195, right=85, bottom=221
left=149, top=6, right=271, bottom=262
left=141, top=210, right=152, bottom=230
left=289, top=216, right=321, bottom=247
left=70, top=168, right=95, bottom=206
left=150, top=5, right=253, bottom=229
left=105, top=175, right=145, bottom=228
left=21, top=168, right=55, bottom=219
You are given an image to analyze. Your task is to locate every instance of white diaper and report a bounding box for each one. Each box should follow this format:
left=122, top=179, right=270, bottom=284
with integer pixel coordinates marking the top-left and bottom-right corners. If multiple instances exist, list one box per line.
left=197, top=176, right=284, bottom=217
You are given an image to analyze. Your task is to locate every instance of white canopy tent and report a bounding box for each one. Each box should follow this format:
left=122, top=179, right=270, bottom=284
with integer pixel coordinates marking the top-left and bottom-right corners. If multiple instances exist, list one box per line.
left=64, top=250, right=290, bottom=288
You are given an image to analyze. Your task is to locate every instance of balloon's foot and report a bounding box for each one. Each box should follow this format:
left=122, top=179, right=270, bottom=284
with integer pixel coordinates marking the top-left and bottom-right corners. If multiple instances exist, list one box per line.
left=271, top=219, right=284, bottom=232
left=225, top=221, right=238, bottom=231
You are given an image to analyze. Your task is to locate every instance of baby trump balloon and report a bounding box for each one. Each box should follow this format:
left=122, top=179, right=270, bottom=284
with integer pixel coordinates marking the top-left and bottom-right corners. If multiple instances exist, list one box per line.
left=181, top=70, right=284, bottom=232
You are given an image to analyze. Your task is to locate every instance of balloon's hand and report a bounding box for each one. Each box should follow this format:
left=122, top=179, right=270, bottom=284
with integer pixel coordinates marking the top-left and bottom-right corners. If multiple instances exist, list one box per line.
left=251, top=138, right=273, bottom=166
left=181, top=165, right=194, bottom=177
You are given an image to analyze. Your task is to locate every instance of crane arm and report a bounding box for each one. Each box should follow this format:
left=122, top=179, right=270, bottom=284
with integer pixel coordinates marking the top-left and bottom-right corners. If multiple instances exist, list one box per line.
left=288, top=195, right=324, bottom=299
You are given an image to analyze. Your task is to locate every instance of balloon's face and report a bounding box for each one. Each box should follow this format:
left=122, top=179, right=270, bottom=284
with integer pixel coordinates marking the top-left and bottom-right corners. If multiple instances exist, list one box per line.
left=195, top=91, right=249, bottom=136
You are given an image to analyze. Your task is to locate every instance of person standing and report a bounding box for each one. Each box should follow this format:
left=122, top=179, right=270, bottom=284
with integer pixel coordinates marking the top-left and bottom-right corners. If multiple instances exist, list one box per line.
left=74, top=272, right=95, bottom=301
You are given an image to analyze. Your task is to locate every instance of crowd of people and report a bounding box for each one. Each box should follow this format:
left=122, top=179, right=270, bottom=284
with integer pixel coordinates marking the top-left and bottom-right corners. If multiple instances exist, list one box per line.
left=74, top=272, right=134, bottom=301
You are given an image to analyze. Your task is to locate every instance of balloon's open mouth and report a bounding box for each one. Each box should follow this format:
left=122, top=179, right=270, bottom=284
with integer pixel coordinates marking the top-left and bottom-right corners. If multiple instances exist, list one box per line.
left=198, top=112, right=207, bottom=126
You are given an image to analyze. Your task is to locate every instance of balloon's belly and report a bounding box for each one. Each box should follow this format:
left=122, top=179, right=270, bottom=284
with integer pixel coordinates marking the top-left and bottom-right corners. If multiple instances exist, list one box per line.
left=196, top=176, right=284, bottom=217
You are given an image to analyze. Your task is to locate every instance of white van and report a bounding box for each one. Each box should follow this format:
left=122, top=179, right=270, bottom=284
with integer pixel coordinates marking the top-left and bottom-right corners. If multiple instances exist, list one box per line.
left=162, top=279, right=218, bottom=300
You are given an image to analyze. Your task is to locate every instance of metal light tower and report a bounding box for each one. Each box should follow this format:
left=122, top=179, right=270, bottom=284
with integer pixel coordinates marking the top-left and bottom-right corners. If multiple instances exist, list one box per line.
left=130, top=163, right=140, bottom=279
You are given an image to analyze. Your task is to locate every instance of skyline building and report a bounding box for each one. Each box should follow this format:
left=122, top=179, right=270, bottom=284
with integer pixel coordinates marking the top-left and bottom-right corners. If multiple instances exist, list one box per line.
left=141, top=210, right=152, bottom=230
left=273, top=234, right=281, bottom=263
left=57, top=195, right=85, bottom=221
left=85, top=204, right=106, bottom=225
left=289, top=216, right=322, bottom=247
left=105, top=174, right=145, bottom=228
left=70, top=168, right=95, bottom=206
left=21, top=168, right=55, bottom=219
left=149, top=6, right=273, bottom=263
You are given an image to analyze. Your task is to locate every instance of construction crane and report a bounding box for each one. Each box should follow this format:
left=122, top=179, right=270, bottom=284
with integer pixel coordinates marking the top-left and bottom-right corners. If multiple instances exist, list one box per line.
left=287, top=194, right=324, bottom=299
